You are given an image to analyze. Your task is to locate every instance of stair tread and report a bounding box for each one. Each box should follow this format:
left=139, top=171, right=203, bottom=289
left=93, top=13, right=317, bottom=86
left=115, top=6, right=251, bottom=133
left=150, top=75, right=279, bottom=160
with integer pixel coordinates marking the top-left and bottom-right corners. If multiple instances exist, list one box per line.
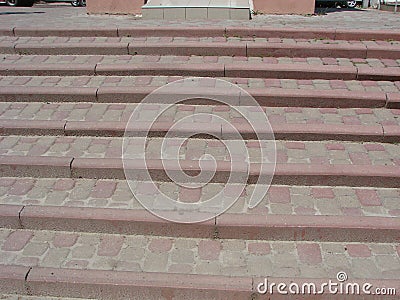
left=1, top=101, right=399, bottom=127
left=2, top=35, right=399, bottom=47
left=2, top=36, right=400, bottom=58
left=1, top=295, right=90, bottom=300
left=1, top=177, right=399, bottom=218
left=1, top=54, right=400, bottom=68
left=1, top=135, right=399, bottom=165
left=0, top=228, right=399, bottom=280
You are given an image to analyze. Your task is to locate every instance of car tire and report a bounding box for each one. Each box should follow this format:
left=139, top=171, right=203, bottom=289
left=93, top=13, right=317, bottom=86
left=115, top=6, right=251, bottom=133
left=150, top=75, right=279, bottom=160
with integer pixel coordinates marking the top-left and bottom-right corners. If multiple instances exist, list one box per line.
left=6, top=0, right=18, bottom=6
left=71, top=0, right=85, bottom=7
left=6, top=0, right=34, bottom=6
left=346, top=0, right=357, bottom=7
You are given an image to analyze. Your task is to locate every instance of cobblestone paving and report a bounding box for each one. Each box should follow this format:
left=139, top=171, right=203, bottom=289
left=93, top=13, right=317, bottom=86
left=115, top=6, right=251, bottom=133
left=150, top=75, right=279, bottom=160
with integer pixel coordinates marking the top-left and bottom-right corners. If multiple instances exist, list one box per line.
left=0, top=296, right=86, bottom=300
left=1, top=75, right=399, bottom=93
left=2, top=54, right=400, bottom=68
left=1, top=102, right=399, bottom=125
left=0, top=4, right=399, bottom=293
left=1, top=5, right=400, bottom=31
left=2, top=36, right=400, bottom=46
left=0, top=228, right=399, bottom=279
left=0, top=136, right=399, bottom=166
left=1, top=177, right=398, bottom=217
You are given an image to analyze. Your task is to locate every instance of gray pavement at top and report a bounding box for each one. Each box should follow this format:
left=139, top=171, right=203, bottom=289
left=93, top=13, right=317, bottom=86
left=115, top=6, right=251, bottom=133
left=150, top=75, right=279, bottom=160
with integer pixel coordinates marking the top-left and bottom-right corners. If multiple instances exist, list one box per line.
left=0, top=3, right=400, bottom=30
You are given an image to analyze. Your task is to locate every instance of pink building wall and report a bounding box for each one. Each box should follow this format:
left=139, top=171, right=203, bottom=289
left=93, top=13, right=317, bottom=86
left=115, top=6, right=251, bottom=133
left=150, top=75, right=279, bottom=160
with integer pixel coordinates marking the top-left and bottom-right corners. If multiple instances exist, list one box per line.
left=87, top=0, right=315, bottom=15
left=87, top=0, right=143, bottom=15
left=252, top=0, right=315, bottom=14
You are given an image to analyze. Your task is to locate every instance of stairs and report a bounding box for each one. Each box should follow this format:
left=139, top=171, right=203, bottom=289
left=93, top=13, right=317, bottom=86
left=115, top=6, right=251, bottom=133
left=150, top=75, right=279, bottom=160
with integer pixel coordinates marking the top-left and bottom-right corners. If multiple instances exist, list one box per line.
left=0, top=26, right=399, bottom=299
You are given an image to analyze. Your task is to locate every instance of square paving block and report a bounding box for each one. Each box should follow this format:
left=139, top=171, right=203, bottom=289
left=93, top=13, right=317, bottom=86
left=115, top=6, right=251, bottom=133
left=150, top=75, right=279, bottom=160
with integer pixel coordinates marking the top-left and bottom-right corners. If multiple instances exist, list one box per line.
left=187, top=0, right=210, bottom=6
left=209, top=0, right=228, bottom=7
left=230, top=8, right=250, bottom=20
left=186, top=7, right=208, bottom=19
left=207, top=7, right=230, bottom=19
left=142, top=8, right=164, bottom=19
left=230, top=0, right=250, bottom=8
left=164, top=8, right=186, bottom=20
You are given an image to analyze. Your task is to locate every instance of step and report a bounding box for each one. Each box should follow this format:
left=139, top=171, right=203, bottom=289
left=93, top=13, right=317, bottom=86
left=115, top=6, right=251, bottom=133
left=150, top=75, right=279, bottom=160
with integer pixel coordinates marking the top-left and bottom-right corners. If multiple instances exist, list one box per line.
left=0, top=175, right=399, bottom=241
left=0, top=132, right=399, bottom=182
left=142, top=0, right=251, bottom=21
left=1, top=55, right=400, bottom=81
left=1, top=119, right=397, bottom=143
left=0, top=155, right=399, bottom=187
left=2, top=36, right=400, bottom=58
left=1, top=73, right=399, bottom=93
left=0, top=97, right=400, bottom=125
left=0, top=135, right=399, bottom=166
left=0, top=230, right=398, bottom=299
left=5, top=26, right=400, bottom=41
left=0, top=83, right=398, bottom=108
left=1, top=295, right=88, bottom=300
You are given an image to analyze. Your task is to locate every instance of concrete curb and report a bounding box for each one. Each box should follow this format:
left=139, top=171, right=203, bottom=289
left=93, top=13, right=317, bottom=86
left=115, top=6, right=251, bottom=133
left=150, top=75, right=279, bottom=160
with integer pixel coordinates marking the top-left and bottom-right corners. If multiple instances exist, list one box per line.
left=0, top=205, right=394, bottom=242
left=0, top=119, right=388, bottom=142
left=3, top=40, right=400, bottom=58
left=1, top=63, right=399, bottom=81
left=1, top=156, right=398, bottom=187
left=0, top=86, right=390, bottom=108
left=26, top=267, right=252, bottom=299
left=5, top=26, right=400, bottom=41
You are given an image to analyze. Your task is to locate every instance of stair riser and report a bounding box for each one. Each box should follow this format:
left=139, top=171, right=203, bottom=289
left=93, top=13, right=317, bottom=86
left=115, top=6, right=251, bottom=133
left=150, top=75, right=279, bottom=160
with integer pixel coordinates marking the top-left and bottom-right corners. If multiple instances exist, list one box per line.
left=15, top=43, right=129, bottom=56
left=4, top=43, right=400, bottom=59
left=0, top=266, right=252, bottom=300
left=0, top=87, right=391, bottom=108
left=1, top=265, right=399, bottom=300
left=1, top=157, right=399, bottom=187
left=7, top=27, right=400, bottom=41
left=1, top=65, right=400, bottom=81
left=1, top=205, right=397, bottom=243
left=0, top=119, right=391, bottom=142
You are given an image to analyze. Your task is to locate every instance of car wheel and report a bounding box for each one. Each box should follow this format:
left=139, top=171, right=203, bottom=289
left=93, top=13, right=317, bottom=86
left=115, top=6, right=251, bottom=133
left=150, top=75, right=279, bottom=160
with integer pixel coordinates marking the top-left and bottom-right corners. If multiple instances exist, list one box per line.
left=346, top=0, right=357, bottom=7
left=71, top=0, right=85, bottom=6
left=6, top=0, right=34, bottom=6
left=6, top=0, right=18, bottom=6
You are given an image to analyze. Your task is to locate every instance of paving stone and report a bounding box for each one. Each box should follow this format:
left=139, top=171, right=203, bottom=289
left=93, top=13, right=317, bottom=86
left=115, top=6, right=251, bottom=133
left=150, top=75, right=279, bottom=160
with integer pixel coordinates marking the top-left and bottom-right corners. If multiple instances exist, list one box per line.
left=143, top=252, right=169, bottom=272
left=115, top=261, right=142, bottom=272
left=168, top=263, right=193, bottom=274
left=22, top=242, right=49, bottom=257
left=346, top=244, right=372, bottom=258
left=375, top=255, right=400, bottom=272
left=297, top=243, right=322, bottom=265
left=198, top=240, right=221, bottom=260
left=41, top=248, right=70, bottom=267
left=53, top=233, right=78, bottom=248
left=2, top=231, right=33, bottom=251
left=248, top=243, right=271, bottom=255
left=351, top=259, right=381, bottom=279
left=71, top=245, right=96, bottom=259
left=148, top=238, right=173, bottom=254
left=119, top=246, right=145, bottom=262
left=97, top=235, right=124, bottom=257
left=247, top=256, right=273, bottom=276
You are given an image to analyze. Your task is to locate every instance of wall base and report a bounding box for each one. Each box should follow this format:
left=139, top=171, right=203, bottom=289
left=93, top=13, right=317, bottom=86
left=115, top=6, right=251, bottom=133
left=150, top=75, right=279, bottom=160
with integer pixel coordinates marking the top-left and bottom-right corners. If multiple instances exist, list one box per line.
left=380, top=4, right=399, bottom=12
left=86, top=0, right=143, bottom=15
left=252, top=0, right=315, bottom=15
